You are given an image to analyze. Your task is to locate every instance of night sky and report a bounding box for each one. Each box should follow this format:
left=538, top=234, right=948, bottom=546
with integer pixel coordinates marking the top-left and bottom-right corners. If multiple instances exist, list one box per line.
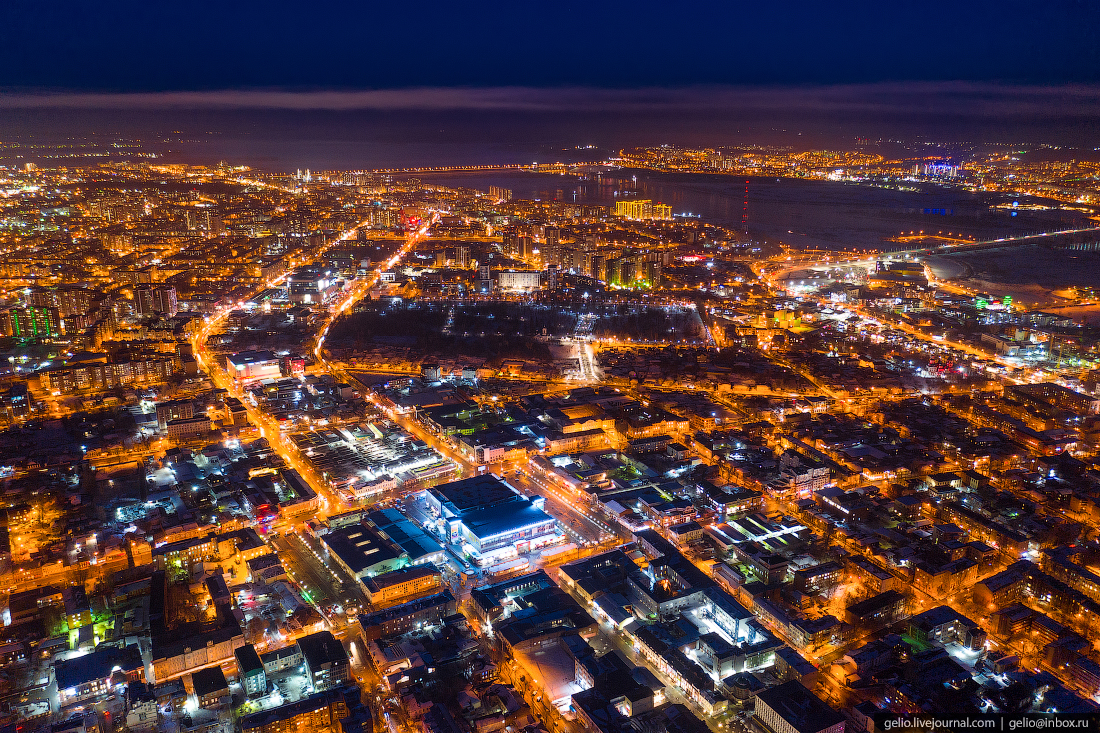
left=1, top=0, right=1098, bottom=91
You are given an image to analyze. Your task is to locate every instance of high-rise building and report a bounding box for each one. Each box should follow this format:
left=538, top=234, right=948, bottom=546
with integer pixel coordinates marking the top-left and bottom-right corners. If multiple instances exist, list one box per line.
left=496, top=270, right=543, bottom=291
left=155, top=286, right=177, bottom=316
left=583, top=253, right=606, bottom=281
left=134, top=286, right=154, bottom=316
left=156, top=399, right=195, bottom=430
left=918, top=161, right=959, bottom=178
left=503, top=233, right=534, bottom=259
left=616, top=199, right=640, bottom=219
left=3, top=383, right=29, bottom=420
left=10, top=306, right=62, bottom=338
left=57, top=287, right=95, bottom=317
left=604, top=251, right=663, bottom=287
left=184, top=206, right=222, bottom=233
left=614, top=199, right=672, bottom=221
left=517, top=236, right=532, bottom=258
left=134, top=285, right=178, bottom=316
left=24, top=287, right=59, bottom=310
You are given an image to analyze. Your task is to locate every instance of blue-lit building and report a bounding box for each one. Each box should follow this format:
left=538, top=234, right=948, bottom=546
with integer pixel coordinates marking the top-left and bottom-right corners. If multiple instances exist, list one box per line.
left=423, top=474, right=560, bottom=565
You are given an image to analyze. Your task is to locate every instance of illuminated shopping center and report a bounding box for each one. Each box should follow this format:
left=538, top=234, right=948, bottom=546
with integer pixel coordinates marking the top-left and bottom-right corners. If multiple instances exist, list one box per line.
left=422, top=474, right=561, bottom=566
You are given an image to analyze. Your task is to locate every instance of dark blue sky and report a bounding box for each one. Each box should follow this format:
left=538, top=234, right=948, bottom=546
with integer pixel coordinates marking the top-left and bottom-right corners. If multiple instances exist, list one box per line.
left=1, top=0, right=1098, bottom=91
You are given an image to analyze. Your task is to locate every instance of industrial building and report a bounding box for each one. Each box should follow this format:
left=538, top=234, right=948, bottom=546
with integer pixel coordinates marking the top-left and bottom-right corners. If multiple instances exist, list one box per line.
left=321, top=522, right=409, bottom=581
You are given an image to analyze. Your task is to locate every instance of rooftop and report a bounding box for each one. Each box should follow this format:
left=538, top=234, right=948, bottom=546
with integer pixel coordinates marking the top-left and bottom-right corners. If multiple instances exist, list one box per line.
left=227, top=350, right=278, bottom=366
left=431, top=474, right=526, bottom=513
left=191, top=664, right=228, bottom=697
left=755, top=680, right=844, bottom=733
left=297, top=630, right=348, bottom=668
left=458, top=501, right=556, bottom=541
left=55, top=645, right=142, bottom=691
left=238, top=689, right=345, bottom=730
left=321, top=523, right=404, bottom=577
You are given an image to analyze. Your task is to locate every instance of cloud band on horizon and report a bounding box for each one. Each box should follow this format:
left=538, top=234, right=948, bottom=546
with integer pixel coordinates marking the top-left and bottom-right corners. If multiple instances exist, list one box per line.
left=2, top=83, right=1100, bottom=117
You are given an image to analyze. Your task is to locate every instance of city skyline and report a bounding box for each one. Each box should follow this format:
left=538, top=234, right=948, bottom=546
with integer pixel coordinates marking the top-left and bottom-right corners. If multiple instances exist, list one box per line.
left=3, top=4, right=1100, bottom=732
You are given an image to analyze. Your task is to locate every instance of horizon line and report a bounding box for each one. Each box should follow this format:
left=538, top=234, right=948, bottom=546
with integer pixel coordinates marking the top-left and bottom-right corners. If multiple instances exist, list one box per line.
left=2, top=82, right=1100, bottom=114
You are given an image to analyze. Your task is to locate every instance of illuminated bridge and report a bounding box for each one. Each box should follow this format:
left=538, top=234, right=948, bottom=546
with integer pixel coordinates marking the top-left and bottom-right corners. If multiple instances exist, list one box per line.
left=886, top=226, right=1100, bottom=256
